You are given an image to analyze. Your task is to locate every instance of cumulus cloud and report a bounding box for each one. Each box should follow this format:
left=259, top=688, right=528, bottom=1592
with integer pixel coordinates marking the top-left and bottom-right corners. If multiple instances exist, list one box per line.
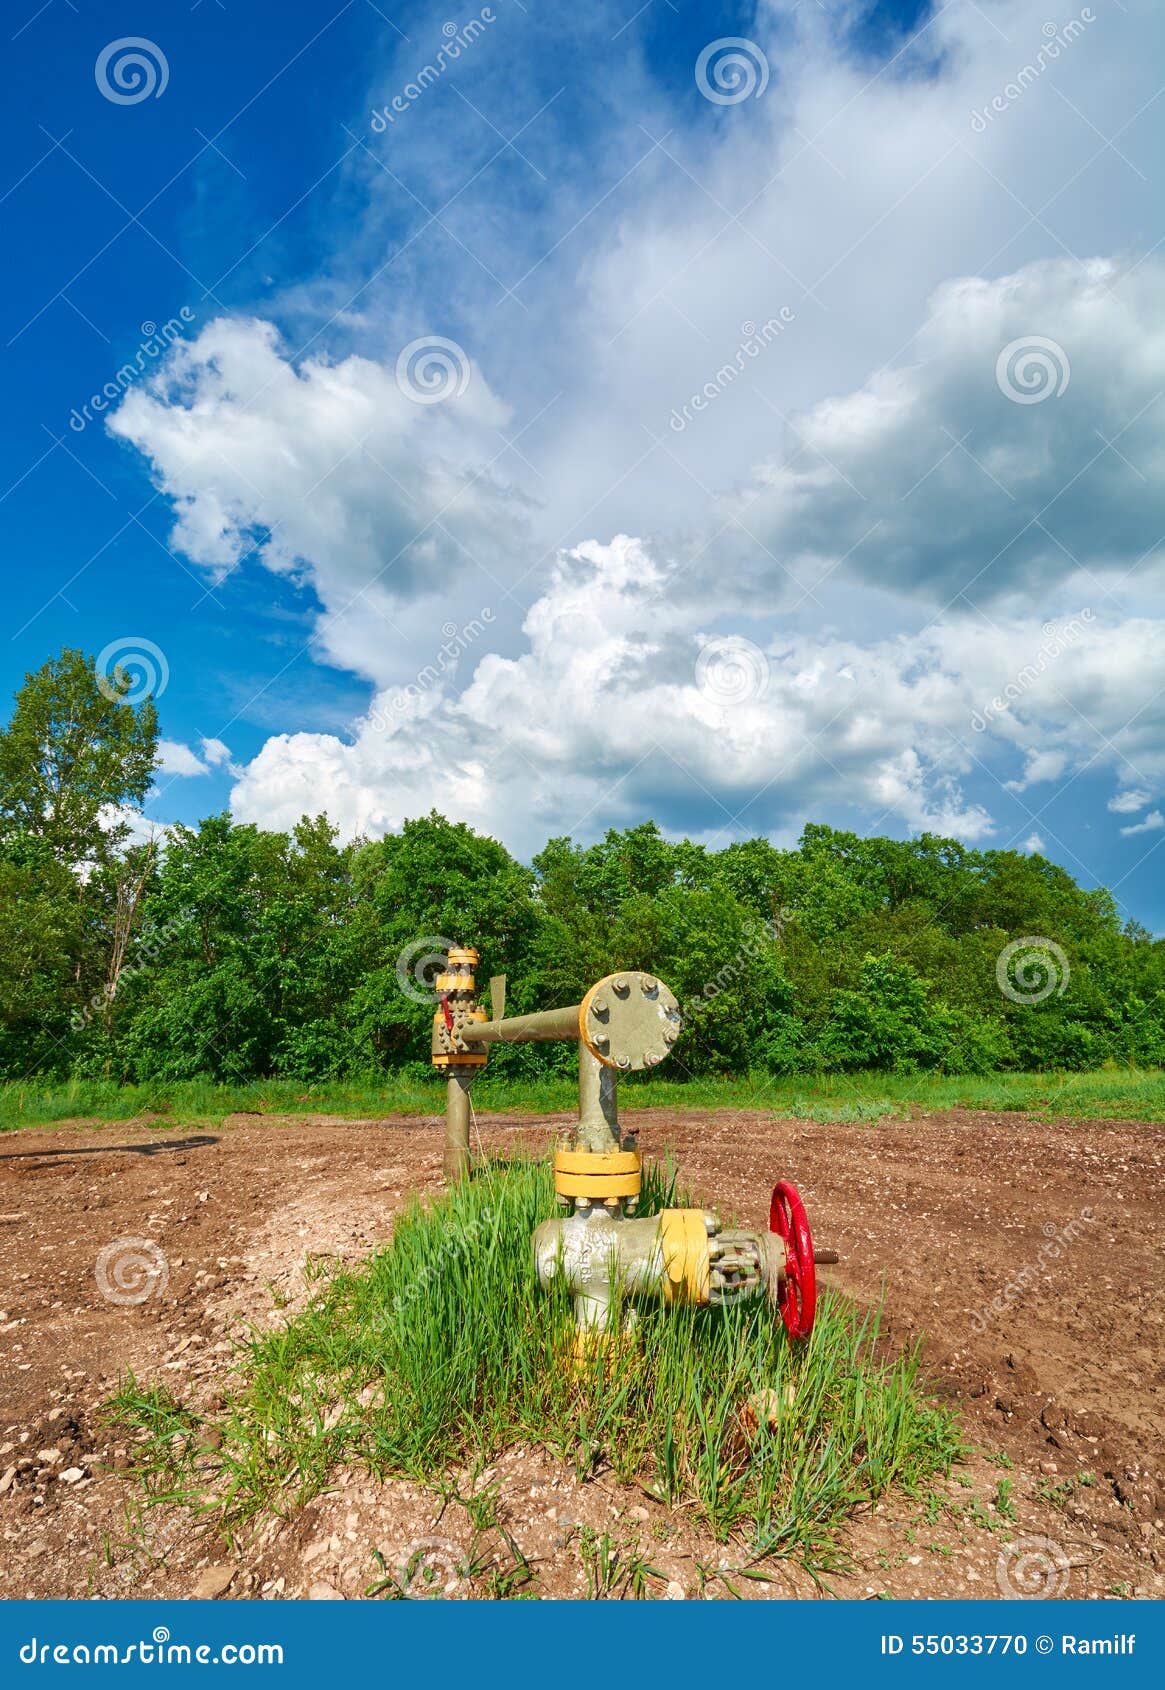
left=157, top=739, right=210, bottom=777
left=227, top=534, right=1165, bottom=858
left=1108, top=789, right=1151, bottom=813
left=109, top=318, right=524, bottom=684
left=732, top=259, right=1165, bottom=606
left=1120, top=809, right=1164, bottom=837
left=200, top=737, right=232, bottom=767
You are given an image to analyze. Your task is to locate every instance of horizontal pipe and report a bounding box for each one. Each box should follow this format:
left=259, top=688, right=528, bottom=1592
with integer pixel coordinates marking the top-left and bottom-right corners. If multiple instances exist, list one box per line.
left=463, top=1003, right=582, bottom=1045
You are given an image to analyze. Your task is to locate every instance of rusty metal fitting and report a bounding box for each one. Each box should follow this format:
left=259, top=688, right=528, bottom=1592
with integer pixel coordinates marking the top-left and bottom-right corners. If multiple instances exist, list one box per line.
left=706, top=1229, right=766, bottom=1303
left=431, top=998, right=489, bottom=1069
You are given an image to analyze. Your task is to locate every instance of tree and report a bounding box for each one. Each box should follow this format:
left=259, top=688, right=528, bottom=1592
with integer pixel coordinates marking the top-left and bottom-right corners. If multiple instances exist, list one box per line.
left=0, top=833, right=86, bottom=1074
left=0, top=648, right=158, bottom=868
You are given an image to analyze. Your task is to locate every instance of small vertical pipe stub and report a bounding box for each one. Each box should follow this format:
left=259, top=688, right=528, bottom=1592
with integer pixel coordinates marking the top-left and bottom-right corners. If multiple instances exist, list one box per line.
left=577, top=1041, right=621, bottom=1153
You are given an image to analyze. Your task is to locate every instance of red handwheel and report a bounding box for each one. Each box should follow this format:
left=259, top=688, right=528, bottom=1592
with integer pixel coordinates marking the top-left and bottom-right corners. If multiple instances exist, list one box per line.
left=769, top=1180, right=817, bottom=1339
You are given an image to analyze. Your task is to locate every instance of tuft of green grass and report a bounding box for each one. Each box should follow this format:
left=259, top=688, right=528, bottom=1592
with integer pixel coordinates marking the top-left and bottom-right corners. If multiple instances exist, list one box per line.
left=788, top=1097, right=897, bottom=1124
left=107, top=1157, right=960, bottom=1574
left=4, top=1066, right=1163, bottom=1132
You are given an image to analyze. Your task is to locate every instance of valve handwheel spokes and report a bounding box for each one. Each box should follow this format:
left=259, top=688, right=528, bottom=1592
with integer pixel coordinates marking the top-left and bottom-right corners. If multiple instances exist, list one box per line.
left=769, top=1180, right=817, bottom=1340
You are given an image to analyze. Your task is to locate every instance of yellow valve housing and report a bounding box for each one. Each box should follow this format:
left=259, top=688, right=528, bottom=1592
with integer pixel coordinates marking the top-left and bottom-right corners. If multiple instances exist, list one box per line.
left=553, top=1147, right=641, bottom=1201
left=659, top=1208, right=712, bottom=1306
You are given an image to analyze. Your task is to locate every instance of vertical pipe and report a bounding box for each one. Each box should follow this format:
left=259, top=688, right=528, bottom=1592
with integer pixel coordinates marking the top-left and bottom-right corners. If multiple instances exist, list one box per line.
left=444, top=1072, right=472, bottom=1181
left=577, top=1041, right=621, bottom=1153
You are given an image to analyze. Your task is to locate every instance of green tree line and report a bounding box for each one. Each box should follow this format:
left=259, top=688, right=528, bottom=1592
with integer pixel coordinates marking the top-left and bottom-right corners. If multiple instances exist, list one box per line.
left=2, top=650, right=1163, bottom=1083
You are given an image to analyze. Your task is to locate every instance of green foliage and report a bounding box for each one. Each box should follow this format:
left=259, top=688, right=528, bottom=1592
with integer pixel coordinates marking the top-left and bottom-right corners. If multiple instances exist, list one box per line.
left=1, top=655, right=1163, bottom=1086
left=0, top=647, right=157, bottom=866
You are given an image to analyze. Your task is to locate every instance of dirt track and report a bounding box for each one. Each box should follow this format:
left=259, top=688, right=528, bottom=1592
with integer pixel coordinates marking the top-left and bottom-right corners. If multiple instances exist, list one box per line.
left=0, top=1108, right=1161, bottom=1601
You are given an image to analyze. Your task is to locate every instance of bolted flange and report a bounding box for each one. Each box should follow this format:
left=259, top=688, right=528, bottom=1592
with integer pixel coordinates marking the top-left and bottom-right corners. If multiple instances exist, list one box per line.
left=579, top=971, right=681, bottom=1072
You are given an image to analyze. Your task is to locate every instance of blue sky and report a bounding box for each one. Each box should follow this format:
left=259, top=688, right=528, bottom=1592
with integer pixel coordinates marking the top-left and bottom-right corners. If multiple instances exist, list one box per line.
left=3, top=0, right=1164, bottom=929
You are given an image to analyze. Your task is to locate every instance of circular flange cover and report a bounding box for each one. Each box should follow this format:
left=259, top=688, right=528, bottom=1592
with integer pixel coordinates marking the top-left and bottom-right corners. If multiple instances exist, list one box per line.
left=579, top=972, right=682, bottom=1071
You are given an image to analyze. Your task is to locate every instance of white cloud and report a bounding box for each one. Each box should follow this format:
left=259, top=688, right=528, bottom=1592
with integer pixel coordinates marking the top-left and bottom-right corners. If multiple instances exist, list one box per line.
left=1108, top=788, right=1151, bottom=814
left=228, top=534, right=1165, bottom=858
left=731, top=259, right=1165, bottom=606
left=1120, top=809, right=1164, bottom=837
left=109, top=318, right=522, bottom=685
left=157, top=739, right=210, bottom=777
left=1022, top=833, right=1046, bottom=854
left=200, top=737, right=232, bottom=767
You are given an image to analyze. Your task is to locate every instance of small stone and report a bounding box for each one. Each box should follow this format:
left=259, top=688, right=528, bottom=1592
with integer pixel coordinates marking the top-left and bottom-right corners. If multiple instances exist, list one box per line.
left=191, top=1564, right=238, bottom=1600
left=60, top=1467, right=85, bottom=1483
left=664, top=1580, right=686, bottom=1600
left=307, top=1581, right=343, bottom=1600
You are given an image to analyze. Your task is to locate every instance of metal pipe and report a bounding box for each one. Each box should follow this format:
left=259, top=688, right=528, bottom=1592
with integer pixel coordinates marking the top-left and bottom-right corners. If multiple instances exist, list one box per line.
left=443, top=1073, right=472, bottom=1182
left=577, top=1041, right=620, bottom=1154
left=463, top=1003, right=582, bottom=1044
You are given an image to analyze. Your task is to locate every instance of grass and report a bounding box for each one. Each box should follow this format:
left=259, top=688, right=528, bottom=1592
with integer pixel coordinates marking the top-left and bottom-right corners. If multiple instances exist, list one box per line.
left=107, top=1156, right=960, bottom=1580
left=4, top=1065, right=1163, bottom=1130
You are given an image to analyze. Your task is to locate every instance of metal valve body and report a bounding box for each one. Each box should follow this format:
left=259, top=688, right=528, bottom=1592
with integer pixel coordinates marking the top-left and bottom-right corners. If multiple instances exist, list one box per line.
left=533, top=1204, right=786, bottom=1338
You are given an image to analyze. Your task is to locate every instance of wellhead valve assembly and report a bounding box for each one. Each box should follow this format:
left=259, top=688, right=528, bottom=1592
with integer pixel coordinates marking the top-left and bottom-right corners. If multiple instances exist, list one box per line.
left=432, top=947, right=830, bottom=1356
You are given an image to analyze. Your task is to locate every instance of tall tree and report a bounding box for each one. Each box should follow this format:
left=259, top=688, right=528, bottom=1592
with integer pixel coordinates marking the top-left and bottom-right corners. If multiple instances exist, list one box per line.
left=0, top=648, right=158, bottom=867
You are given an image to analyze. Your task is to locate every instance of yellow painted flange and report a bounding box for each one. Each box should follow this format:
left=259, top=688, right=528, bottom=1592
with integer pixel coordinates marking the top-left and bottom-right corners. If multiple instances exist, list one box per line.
left=553, top=1147, right=641, bottom=1200
left=659, top=1208, right=711, bottom=1306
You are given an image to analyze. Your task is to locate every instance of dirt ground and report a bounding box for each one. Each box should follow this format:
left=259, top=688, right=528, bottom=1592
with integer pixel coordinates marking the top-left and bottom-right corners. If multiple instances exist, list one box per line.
left=0, top=1107, right=1161, bottom=1601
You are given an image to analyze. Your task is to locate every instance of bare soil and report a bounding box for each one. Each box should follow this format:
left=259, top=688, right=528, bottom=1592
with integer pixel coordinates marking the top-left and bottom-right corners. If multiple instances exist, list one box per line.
left=0, top=1107, right=1161, bottom=1602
